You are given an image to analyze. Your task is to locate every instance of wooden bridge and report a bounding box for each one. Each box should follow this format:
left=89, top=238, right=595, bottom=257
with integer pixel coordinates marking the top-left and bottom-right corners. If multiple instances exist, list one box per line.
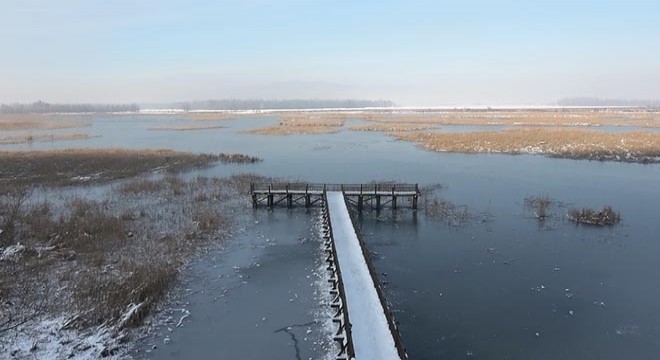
left=250, top=183, right=421, bottom=210
left=251, top=183, right=413, bottom=359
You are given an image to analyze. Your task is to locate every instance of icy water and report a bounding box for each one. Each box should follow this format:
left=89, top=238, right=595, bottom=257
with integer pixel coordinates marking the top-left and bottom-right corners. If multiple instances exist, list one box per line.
left=5, top=114, right=660, bottom=359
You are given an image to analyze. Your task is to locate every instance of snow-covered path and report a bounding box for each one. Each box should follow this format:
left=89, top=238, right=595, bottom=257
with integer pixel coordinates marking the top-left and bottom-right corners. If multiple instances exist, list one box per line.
left=325, top=192, right=401, bottom=360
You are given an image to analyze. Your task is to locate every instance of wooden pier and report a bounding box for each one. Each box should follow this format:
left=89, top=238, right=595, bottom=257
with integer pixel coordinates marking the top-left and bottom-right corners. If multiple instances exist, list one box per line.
left=250, top=183, right=421, bottom=210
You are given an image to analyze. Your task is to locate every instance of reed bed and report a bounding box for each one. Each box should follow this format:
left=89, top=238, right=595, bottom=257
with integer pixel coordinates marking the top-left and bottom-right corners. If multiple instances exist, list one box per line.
left=0, top=148, right=260, bottom=187
left=147, top=124, right=226, bottom=131
left=524, top=196, right=553, bottom=220
left=394, top=128, right=660, bottom=163
left=257, top=109, right=660, bottom=128
left=568, top=205, right=621, bottom=226
left=0, top=132, right=94, bottom=145
left=349, top=123, right=438, bottom=132
left=0, top=114, right=90, bottom=131
left=245, top=125, right=343, bottom=135
left=0, top=171, right=266, bottom=358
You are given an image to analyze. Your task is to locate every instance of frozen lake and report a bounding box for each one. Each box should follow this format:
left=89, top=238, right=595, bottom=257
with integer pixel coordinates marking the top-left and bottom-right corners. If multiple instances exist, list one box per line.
left=5, top=114, right=660, bottom=359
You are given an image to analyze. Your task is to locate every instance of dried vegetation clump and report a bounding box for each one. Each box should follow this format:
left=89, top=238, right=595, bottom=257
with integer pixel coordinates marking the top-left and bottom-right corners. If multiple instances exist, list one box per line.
left=424, top=198, right=471, bottom=226
left=0, top=172, right=265, bottom=357
left=0, top=114, right=91, bottom=131
left=525, top=196, right=553, bottom=220
left=247, top=109, right=660, bottom=127
left=0, top=148, right=260, bottom=188
left=394, top=128, right=660, bottom=163
left=244, top=115, right=346, bottom=135
left=568, top=206, right=621, bottom=226
left=218, top=153, right=262, bottom=164
left=0, top=132, right=94, bottom=145
left=348, top=123, right=438, bottom=132
left=338, top=109, right=660, bottom=128
left=419, top=185, right=471, bottom=226
left=147, top=124, right=226, bottom=131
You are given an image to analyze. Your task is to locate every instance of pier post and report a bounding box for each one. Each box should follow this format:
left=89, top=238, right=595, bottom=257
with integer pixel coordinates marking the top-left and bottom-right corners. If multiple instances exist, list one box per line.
left=392, top=185, right=397, bottom=209
left=358, top=196, right=363, bottom=211
left=252, top=193, right=257, bottom=208
left=412, top=195, right=418, bottom=209
left=287, top=194, right=293, bottom=208
left=376, top=195, right=381, bottom=209
left=305, top=194, right=311, bottom=207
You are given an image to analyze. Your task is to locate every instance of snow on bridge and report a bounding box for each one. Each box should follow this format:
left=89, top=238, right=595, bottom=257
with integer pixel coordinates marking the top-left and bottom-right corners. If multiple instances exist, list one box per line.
left=325, top=191, right=405, bottom=360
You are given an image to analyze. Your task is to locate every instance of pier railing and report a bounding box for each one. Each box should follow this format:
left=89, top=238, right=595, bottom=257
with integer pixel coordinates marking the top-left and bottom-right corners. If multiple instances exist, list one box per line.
left=251, top=182, right=420, bottom=195
left=340, top=191, right=409, bottom=359
left=250, top=183, right=421, bottom=209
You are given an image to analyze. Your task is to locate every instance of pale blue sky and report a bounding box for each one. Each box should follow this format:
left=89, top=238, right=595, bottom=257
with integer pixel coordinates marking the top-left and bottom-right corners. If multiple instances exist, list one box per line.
left=1, top=0, right=659, bottom=105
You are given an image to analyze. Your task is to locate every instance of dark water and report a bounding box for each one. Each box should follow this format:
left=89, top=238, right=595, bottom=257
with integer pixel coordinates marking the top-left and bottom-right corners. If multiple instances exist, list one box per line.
left=135, top=209, right=335, bottom=360
left=5, top=115, right=660, bottom=359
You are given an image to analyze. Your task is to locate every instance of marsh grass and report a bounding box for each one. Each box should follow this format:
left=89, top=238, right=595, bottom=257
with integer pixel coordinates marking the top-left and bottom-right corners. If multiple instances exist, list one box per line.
left=568, top=206, right=621, bottom=226
left=425, top=198, right=471, bottom=226
left=243, top=116, right=345, bottom=135
left=525, top=196, right=553, bottom=220
left=349, top=123, right=438, bottom=132
left=244, top=125, right=343, bottom=135
left=217, top=153, right=262, bottom=164
left=147, top=124, right=226, bottom=131
left=0, top=149, right=260, bottom=188
left=0, top=132, right=93, bottom=145
left=294, top=109, right=660, bottom=127
left=0, top=172, right=266, bottom=341
left=418, top=184, right=471, bottom=226
left=394, top=128, right=660, bottom=163
left=0, top=114, right=90, bottom=131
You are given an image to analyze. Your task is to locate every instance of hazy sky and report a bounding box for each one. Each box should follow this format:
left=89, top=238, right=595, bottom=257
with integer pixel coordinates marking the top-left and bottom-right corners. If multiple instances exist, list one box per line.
left=1, top=0, right=659, bottom=106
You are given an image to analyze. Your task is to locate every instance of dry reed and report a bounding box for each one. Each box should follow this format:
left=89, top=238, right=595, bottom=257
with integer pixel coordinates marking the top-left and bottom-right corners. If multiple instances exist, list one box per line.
left=394, top=128, right=660, bottom=163
left=568, top=206, right=621, bottom=226
left=147, top=124, right=226, bottom=131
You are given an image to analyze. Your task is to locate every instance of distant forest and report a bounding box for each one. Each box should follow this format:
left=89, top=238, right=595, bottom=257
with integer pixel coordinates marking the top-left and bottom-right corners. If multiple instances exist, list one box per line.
left=0, top=99, right=395, bottom=113
left=0, top=101, right=140, bottom=114
left=162, top=99, right=396, bottom=111
left=558, top=97, right=660, bottom=107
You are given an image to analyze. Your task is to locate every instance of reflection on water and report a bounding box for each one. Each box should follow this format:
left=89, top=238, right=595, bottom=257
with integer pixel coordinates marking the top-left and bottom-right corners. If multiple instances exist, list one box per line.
left=5, top=115, right=660, bottom=359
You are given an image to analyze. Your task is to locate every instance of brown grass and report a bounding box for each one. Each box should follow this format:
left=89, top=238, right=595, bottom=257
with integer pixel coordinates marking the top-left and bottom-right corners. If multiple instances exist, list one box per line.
left=424, top=197, right=470, bottom=226
left=568, top=206, right=621, bottom=226
left=0, top=172, right=262, bottom=335
left=349, top=123, right=438, bottom=132
left=0, top=132, right=94, bottom=145
left=244, top=125, right=343, bottom=135
left=147, top=124, right=226, bottom=131
left=394, top=128, right=660, bottom=163
left=217, top=153, right=262, bottom=164
left=245, top=109, right=660, bottom=128
left=0, top=114, right=90, bottom=131
left=278, top=117, right=345, bottom=127
left=525, top=196, right=553, bottom=220
left=243, top=115, right=346, bottom=135
left=0, top=149, right=259, bottom=188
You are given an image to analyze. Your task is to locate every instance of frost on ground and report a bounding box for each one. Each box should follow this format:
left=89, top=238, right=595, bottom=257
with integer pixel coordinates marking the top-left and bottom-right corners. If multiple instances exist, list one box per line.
left=1, top=317, right=121, bottom=359
left=311, top=216, right=340, bottom=360
left=0, top=173, right=263, bottom=359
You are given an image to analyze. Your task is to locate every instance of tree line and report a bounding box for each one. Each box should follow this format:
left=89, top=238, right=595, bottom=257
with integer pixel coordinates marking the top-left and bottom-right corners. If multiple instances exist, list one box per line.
left=558, top=97, right=660, bottom=107
left=169, top=99, right=396, bottom=111
left=0, top=101, right=140, bottom=114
